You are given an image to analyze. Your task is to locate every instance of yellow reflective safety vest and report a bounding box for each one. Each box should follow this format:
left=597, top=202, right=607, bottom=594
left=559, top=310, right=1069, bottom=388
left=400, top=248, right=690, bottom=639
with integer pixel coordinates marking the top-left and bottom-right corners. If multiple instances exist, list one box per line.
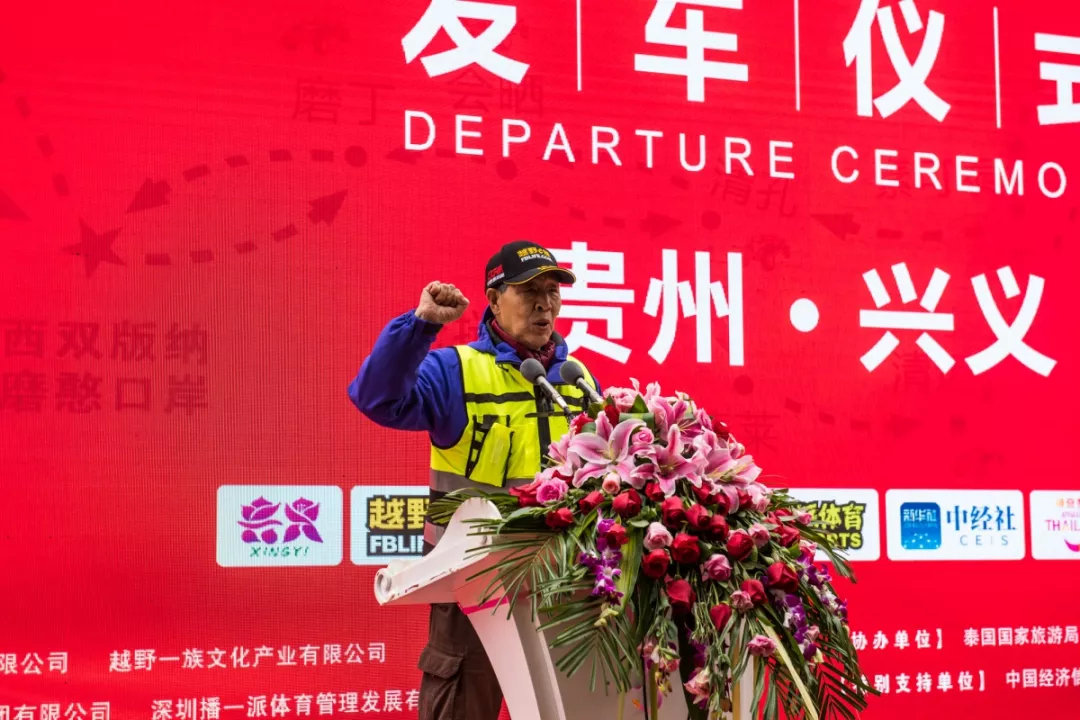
left=424, top=344, right=598, bottom=547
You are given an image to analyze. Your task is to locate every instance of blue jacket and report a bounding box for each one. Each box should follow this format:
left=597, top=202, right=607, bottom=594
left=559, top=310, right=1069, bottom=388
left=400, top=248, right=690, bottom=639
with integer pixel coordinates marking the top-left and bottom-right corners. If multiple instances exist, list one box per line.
left=348, top=308, right=597, bottom=448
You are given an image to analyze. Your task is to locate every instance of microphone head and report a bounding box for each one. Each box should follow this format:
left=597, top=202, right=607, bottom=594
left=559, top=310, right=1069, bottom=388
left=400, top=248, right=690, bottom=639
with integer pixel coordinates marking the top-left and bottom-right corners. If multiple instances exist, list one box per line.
left=559, top=360, right=586, bottom=385
left=519, top=358, right=546, bottom=383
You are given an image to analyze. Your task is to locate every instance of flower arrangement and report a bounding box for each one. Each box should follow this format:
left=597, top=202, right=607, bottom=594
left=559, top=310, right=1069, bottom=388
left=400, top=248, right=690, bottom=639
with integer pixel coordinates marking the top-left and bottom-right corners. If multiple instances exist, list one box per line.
left=428, top=381, right=873, bottom=720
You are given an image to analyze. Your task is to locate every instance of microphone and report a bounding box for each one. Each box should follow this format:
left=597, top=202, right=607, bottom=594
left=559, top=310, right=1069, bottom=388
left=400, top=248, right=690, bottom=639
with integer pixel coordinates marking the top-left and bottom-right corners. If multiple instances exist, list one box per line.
left=559, top=360, right=603, bottom=405
left=520, top=358, right=573, bottom=419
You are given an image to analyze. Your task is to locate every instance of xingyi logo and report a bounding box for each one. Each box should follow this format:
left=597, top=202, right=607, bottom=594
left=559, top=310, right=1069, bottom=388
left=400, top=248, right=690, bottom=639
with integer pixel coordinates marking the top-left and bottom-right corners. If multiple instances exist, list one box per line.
left=899, top=502, right=942, bottom=550
left=238, top=496, right=324, bottom=557
left=217, top=486, right=342, bottom=567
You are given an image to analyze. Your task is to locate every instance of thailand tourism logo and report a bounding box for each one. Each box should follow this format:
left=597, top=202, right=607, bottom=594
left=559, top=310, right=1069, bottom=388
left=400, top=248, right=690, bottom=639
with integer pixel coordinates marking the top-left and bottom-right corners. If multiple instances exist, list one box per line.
left=1029, top=491, right=1080, bottom=560
left=217, top=486, right=342, bottom=567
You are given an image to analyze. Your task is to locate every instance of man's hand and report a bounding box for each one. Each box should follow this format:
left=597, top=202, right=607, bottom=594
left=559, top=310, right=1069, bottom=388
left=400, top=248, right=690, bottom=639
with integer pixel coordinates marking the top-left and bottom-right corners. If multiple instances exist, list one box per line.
left=415, top=281, right=469, bottom=325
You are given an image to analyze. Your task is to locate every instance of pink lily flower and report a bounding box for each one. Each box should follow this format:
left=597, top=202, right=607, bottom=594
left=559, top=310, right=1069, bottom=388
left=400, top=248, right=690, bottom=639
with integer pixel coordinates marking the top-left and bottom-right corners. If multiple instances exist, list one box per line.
left=567, top=412, right=645, bottom=488
left=545, top=429, right=580, bottom=480
left=692, top=430, right=762, bottom=486
left=649, top=425, right=704, bottom=496
left=647, top=394, right=689, bottom=438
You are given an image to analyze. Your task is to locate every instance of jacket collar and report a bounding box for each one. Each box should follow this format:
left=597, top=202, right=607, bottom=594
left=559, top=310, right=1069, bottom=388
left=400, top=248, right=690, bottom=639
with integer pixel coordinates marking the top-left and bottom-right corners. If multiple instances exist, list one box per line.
left=470, top=308, right=569, bottom=378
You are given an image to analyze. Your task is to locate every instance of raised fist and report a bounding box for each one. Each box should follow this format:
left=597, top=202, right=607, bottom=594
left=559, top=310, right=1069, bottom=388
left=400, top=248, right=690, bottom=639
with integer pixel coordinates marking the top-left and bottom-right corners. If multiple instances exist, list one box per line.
left=415, top=281, right=469, bottom=325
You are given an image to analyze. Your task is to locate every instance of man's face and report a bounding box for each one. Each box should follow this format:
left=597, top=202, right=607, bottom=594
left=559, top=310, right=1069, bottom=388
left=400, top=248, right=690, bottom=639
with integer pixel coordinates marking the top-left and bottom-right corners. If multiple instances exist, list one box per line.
left=488, top=274, right=562, bottom=350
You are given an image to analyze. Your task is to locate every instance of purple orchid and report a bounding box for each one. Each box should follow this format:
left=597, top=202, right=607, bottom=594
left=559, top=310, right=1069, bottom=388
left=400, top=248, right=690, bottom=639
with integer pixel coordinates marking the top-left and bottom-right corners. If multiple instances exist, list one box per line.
left=579, top=520, right=625, bottom=601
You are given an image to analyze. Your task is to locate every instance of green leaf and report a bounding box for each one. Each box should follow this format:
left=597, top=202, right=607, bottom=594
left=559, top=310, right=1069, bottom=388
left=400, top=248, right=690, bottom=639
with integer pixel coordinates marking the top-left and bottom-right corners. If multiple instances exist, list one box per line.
left=614, top=530, right=642, bottom=612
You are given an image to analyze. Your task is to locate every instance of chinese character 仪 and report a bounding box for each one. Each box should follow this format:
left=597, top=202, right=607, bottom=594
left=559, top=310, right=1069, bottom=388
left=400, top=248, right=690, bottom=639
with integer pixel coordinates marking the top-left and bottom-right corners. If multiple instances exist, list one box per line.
left=844, top=0, right=950, bottom=120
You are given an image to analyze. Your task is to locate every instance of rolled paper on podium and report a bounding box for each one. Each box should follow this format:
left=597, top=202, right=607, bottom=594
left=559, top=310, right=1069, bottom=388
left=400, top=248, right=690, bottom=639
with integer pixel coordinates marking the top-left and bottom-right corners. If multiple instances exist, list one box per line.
left=375, top=499, right=755, bottom=720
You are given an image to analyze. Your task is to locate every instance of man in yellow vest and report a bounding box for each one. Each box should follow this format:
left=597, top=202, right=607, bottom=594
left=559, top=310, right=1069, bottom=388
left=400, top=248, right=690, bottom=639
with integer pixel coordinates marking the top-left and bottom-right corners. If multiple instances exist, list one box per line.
left=348, top=240, right=600, bottom=720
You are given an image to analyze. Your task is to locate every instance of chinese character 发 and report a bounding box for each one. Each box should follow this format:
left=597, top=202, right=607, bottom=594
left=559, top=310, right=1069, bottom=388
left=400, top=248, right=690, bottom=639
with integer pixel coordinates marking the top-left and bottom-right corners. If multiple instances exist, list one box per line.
left=403, top=0, right=529, bottom=83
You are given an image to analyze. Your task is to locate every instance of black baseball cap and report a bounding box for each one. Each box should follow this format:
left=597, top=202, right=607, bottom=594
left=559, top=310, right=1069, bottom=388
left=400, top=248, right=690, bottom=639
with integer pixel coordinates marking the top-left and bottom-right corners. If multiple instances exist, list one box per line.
left=484, top=240, right=576, bottom=290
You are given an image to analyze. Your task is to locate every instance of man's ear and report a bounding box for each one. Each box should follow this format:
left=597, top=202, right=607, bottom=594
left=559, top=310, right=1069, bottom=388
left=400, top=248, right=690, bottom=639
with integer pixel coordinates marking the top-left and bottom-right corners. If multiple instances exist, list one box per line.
left=486, top=287, right=501, bottom=312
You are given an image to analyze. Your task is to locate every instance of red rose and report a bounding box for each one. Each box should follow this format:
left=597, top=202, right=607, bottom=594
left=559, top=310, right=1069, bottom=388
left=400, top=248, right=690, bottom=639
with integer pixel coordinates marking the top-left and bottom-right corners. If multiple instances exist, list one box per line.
left=774, top=508, right=794, bottom=519
left=666, top=578, right=696, bottom=615
left=603, top=403, right=621, bottom=426
left=578, top=490, right=604, bottom=513
left=545, top=507, right=575, bottom=529
left=766, top=562, right=799, bottom=593
left=736, top=488, right=751, bottom=511
left=691, top=484, right=712, bottom=505
left=671, top=533, right=701, bottom=564
left=570, top=413, right=591, bottom=433
left=641, top=549, right=671, bottom=579
left=685, top=503, right=712, bottom=532
left=604, top=523, right=630, bottom=547
left=726, top=531, right=754, bottom=561
left=707, top=514, right=730, bottom=541
left=714, top=421, right=731, bottom=440
left=709, top=603, right=733, bottom=631
left=612, top=489, right=643, bottom=519
left=644, top=482, right=666, bottom=502
left=778, top=525, right=801, bottom=547
left=661, top=496, right=686, bottom=528
left=510, top=479, right=542, bottom=507
left=741, top=578, right=766, bottom=606
left=712, top=491, right=730, bottom=514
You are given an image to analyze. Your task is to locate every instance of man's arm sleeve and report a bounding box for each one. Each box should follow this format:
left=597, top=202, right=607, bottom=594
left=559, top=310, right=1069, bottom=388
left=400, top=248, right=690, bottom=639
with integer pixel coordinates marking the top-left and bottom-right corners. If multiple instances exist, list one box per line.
left=347, top=311, right=466, bottom=446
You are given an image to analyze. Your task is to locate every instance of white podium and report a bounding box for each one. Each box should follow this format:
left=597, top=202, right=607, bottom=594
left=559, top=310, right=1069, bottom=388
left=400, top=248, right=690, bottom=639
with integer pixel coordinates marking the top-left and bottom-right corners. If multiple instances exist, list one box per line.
left=374, top=499, right=755, bottom=720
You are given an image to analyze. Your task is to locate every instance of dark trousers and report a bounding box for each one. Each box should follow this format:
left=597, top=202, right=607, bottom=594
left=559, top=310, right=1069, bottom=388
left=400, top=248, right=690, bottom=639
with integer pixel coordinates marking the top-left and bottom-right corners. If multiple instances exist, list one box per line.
left=418, top=602, right=503, bottom=720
